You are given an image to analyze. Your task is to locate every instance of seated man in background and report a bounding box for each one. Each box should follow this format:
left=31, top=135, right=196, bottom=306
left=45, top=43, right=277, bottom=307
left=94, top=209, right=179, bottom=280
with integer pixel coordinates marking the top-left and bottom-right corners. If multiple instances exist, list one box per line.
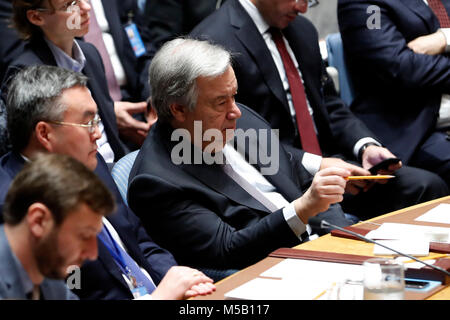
left=0, top=153, right=114, bottom=300
left=128, top=38, right=355, bottom=271
left=0, top=65, right=215, bottom=300
left=338, top=0, right=450, bottom=188
left=190, top=0, right=449, bottom=220
left=82, top=0, right=157, bottom=149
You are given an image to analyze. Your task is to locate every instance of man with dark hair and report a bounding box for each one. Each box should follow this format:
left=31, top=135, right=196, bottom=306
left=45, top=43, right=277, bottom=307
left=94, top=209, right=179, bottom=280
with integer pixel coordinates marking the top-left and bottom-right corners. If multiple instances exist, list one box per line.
left=190, top=0, right=449, bottom=220
left=0, top=153, right=115, bottom=300
left=0, top=65, right=215, bottom=300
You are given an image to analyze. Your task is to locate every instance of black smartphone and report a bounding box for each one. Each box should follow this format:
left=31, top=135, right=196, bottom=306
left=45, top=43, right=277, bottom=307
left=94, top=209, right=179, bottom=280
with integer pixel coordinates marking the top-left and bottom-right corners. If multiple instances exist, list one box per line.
left=405, top=279, right=430, bottom=290
left=369, top=158, right=401, bottom=175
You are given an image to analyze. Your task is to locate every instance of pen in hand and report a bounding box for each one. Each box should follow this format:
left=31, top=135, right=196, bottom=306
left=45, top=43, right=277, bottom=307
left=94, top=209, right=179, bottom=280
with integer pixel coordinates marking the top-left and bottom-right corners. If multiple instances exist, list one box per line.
left=345, top=175, right=395, bottom=181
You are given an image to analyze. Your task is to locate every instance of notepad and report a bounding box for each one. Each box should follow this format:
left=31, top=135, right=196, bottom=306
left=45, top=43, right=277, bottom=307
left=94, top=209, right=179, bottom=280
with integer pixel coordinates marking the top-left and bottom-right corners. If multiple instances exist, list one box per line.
left=373, top=239, right=430, bottom=256
left=225, top=259, right=364, bottom=300
left=366, top=223, right=450, bottom=243
left=415, top=203, right=450, bottom=225
left=224, top=277, right=327, bottom=300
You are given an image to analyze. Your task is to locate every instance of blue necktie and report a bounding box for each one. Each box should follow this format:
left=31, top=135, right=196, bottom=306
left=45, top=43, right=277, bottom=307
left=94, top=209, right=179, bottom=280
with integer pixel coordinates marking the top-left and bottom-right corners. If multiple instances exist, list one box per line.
left=98, top=225, right=156, bottom=295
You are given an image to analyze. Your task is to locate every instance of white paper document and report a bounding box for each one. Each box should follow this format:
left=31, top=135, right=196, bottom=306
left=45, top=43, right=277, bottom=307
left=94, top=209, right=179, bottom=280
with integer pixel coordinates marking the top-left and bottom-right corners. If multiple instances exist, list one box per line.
left=366, top=222, right=450, bottom=243
left=373, top=239, right=430, bottom=256
left=415, top=203, right=450, bottom=225
left=224, top=259, right=364, bottom=300
left=224, top=277, right=328, bottom=300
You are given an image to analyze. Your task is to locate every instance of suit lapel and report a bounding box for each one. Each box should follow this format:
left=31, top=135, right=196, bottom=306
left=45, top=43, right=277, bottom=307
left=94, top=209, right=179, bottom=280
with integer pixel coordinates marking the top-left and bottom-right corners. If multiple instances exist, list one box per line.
left=3, top=152, right=25, bottom=180
left=181, top=157, right=271, bottom=213
left=229, top=1, right=290, bottom=114
left=0, top=227, right=27, bottom=299
left=158, top=121, right=270, bottom=213
left=399, top=0, right=440, bottom=32
left=28, top=39, right=58, bottom=66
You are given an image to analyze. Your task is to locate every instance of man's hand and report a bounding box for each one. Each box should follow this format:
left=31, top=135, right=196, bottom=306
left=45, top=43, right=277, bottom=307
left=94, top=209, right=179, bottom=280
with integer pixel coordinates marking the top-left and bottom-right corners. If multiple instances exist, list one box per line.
left=293, top=167, right=350, bottom=223
left=114, top=101, right=152, bottom=146
left=407, top=31, right=446, bottom=55
left=320, top=157, right=372, bottom=194
left=151, top=266, right=216, bottom=300
left=361, top=145, right=402, bottom=173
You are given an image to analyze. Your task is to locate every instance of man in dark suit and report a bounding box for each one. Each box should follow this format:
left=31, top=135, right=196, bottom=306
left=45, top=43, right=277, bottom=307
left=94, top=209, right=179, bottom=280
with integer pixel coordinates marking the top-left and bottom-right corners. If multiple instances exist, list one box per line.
left=128, top=38, right=359, bottom=270
left=0, top=153, right=114, bottom=300
left=190, top=0, right=449, bottom=220
left=82, top=0, right=158, bottom=149
left=0, top=65, right=215, bottom=299
left=338, top=0, right=450, bottom=187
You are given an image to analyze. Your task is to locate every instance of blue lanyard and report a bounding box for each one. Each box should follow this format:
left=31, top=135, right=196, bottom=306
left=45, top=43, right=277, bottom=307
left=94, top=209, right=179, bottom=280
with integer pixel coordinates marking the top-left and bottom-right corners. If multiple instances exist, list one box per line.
left=98, top=225, right=132, bottom=277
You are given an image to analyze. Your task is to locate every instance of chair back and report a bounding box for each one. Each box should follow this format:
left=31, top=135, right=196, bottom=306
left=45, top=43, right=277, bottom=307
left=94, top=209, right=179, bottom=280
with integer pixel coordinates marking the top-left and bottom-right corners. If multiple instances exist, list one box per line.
left=326, top=33, right=355, bottom=106
left=111, top=150, right=139, bottom=205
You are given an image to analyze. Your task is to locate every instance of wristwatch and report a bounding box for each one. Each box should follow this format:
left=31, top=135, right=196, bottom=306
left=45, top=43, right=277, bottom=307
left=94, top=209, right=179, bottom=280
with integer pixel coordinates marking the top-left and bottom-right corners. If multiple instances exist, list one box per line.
left=358, top=142, right=378, bottom=163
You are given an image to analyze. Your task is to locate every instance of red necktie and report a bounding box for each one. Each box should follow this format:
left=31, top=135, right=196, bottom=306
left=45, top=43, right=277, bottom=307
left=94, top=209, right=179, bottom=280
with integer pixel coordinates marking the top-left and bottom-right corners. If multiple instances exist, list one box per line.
left=269, top=28, right=321, bottom=156
left=84, top=9, right=122, bottom=101
left=428, top=0, right=450, bottom=27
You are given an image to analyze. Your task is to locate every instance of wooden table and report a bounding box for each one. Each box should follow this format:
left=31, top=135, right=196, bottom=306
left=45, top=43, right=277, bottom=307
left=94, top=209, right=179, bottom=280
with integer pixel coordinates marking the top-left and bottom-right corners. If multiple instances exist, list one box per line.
left=194, top=196, right=450, bottom=300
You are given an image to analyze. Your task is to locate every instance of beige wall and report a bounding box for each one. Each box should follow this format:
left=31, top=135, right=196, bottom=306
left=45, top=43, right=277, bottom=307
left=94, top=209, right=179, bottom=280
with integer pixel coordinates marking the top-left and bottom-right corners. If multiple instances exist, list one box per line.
left=303, top=0, right=339, bottom=40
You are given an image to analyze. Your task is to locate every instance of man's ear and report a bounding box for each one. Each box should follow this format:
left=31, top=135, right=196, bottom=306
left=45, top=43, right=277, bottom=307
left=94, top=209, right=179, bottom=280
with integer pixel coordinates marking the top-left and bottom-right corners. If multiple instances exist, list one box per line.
left=26, top=9, right=46, bottom=27
left=35, top=121, right=54, bottom=152
left=27, top=203, right=54, bottom=239
left=169, top=103, right=188, bottom=123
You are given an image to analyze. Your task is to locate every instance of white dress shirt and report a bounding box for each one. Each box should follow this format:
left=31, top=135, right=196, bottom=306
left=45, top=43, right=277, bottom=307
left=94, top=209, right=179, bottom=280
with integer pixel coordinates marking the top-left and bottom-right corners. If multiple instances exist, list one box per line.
left=238, top=0, right=380, bottom=174
left=222, top=144, right=311, bottom=240
left=89, top=0, right=127, bottom=87
left=102, top=218, right=156, bottom=292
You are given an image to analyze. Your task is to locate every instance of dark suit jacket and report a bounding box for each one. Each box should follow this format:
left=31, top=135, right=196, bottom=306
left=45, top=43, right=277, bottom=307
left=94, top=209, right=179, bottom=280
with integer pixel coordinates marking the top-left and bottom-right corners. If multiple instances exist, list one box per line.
left=338, top=0, right=450, bottom=163
left=1, top=37, right=126, bottom=161
left=0, top=152, right=177, bottom=300
left=0, top=0, right=24, bottom=84
left=128, top=104, right=351, bottom=269
left=145, top=0, right=225, bottom=50
left=88, top=0, right=154, bottom=102
left=0, top=226, right=79, bottom=300
left=190, top=0, right=377, bottom=160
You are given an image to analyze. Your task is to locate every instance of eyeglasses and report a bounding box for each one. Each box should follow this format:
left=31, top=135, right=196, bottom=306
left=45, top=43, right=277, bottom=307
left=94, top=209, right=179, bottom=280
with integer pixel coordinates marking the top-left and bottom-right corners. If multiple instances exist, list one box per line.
left=49, top=114, right=101, bottom=134
left=35, top=0, right=87, bottom=13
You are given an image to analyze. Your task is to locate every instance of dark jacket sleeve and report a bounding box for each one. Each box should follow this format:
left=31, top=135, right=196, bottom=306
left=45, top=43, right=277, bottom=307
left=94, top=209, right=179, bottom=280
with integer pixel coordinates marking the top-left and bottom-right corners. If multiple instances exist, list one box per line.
left=339, top=0, right=450, bottom=91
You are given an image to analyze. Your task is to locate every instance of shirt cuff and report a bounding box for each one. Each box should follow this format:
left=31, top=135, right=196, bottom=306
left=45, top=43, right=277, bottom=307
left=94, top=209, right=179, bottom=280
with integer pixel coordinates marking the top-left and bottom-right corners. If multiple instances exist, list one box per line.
left=439, top=28, right=450, bottom=53
left=283, top=202, right=311, bottom=241
left=353, top=137, right=381, bottom=159
left=301, top=152, right=322, bottom=176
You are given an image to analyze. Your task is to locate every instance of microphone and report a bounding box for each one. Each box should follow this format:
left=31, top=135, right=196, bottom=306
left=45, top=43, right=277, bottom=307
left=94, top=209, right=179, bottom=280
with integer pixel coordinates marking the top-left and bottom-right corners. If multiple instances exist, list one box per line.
left=320, top=219, right=450, bottom=277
